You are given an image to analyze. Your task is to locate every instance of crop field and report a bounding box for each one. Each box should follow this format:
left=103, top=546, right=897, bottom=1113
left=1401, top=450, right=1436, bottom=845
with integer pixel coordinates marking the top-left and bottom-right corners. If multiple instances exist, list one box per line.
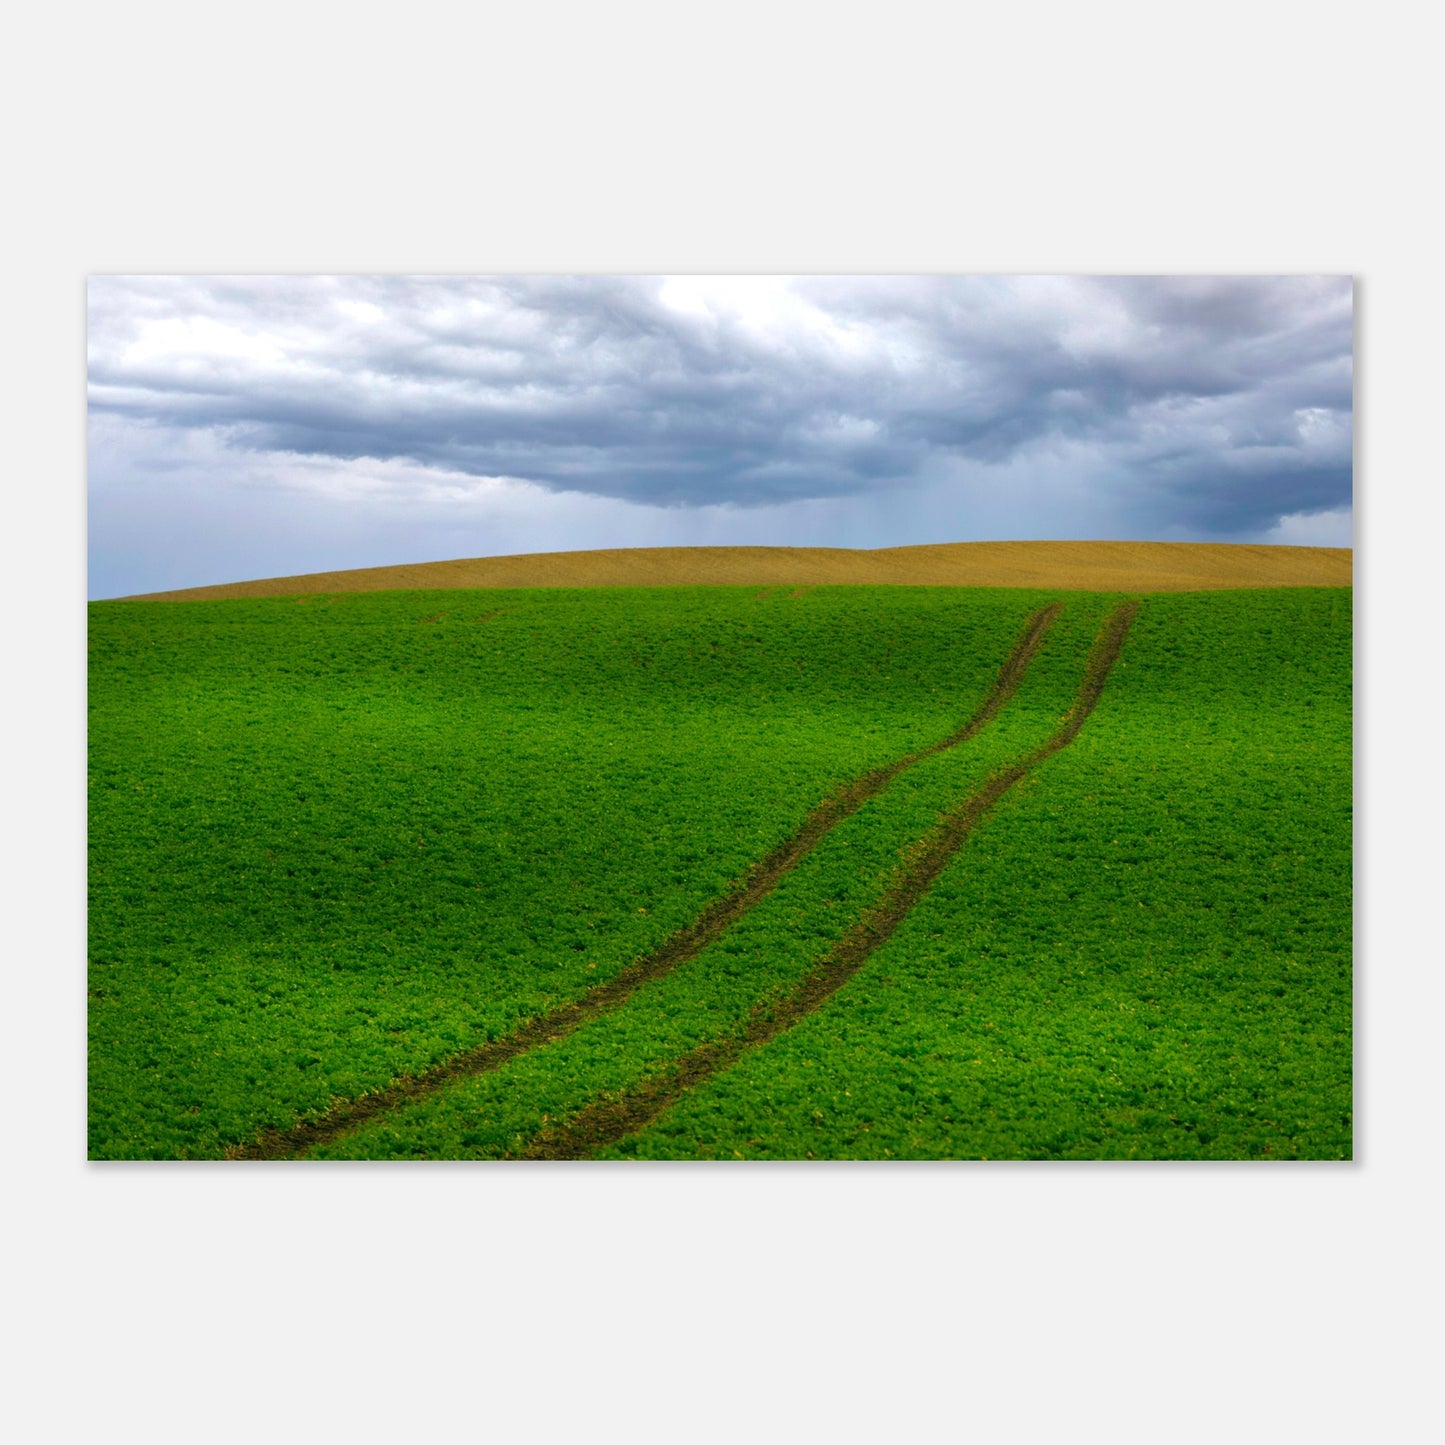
left=131, top=538, right=1352, bottom=600
left=88, top=581, right=1351, bottom=1160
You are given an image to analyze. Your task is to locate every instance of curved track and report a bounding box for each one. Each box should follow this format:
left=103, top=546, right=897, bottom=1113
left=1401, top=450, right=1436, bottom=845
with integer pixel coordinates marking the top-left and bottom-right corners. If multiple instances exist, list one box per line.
left=226, top=603, right=1063, bottom=1160
left=521, top=601, right=1138, bottom=1160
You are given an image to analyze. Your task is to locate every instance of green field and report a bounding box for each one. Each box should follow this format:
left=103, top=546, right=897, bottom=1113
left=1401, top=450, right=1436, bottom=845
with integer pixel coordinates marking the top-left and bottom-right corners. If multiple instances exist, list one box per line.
left=87, top=584, right=1351, bottom=1160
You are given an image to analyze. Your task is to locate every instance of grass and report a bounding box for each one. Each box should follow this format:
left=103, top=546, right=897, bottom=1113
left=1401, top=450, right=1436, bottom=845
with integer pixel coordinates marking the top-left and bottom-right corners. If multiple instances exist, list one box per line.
left=87, top=583, right=1351, bottom=1160
left=89, top=584, right=1045, bottom=1157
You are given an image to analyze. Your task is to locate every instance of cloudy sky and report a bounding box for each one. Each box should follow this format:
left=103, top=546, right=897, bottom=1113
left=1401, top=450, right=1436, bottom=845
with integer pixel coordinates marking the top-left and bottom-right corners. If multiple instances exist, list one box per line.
left=87, top=274, right=1352, bottom=597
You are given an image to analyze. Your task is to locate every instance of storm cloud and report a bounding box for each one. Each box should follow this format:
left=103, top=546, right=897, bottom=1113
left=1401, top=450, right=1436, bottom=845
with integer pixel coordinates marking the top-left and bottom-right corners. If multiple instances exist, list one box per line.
left=87, top=274, right=1352, bottom=596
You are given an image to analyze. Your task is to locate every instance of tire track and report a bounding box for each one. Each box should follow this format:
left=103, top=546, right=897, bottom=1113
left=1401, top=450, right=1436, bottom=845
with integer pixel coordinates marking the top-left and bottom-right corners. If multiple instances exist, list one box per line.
left=521, top=599, right=1138, bottom=1161
left=224, top=602, right=1063, bottom=1159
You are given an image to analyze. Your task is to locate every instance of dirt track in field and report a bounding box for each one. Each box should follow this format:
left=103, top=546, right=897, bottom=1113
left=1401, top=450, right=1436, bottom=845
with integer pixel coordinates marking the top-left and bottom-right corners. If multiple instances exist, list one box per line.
left=124, top=540, right=1350, bottom=601
left=520, top=599, right=1139, bottom=1161
left=224, top=604, right=1062, bottom=1160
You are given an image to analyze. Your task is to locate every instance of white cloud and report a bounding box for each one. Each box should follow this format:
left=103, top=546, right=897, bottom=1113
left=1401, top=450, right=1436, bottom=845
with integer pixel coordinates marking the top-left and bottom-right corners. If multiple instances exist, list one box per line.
left=1261, top=506, right=1354, bottom=547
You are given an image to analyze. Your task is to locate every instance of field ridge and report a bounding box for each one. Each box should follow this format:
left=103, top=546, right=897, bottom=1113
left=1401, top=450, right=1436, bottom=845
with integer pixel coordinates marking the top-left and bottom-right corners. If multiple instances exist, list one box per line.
left=521, top=600, right=1139, bottom=1160
left=225, top=602, right=1063, bottom=1160
left=122, top=540, right=1351, bottom=601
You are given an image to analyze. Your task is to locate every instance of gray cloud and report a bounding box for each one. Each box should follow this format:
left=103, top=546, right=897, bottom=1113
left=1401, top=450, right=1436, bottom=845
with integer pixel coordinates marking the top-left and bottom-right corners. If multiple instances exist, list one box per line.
left=86, top=274, right=1352, bottom=595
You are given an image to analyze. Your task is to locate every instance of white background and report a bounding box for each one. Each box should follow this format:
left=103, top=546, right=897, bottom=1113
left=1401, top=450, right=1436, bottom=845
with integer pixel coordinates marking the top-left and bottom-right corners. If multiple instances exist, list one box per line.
left=5, top=2, right=1439, bottom=1441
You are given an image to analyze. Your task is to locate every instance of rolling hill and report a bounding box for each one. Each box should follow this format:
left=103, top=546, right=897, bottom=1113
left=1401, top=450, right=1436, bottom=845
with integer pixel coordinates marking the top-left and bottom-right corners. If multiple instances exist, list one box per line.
left=89, top=559, right=1352, bottom=1160
left=123, top=539, right=1352, bottom=600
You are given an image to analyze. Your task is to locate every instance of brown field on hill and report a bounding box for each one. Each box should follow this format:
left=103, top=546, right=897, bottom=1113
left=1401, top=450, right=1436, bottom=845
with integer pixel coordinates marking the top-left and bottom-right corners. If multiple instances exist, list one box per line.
left=124, top=540, right=1352, bottom=600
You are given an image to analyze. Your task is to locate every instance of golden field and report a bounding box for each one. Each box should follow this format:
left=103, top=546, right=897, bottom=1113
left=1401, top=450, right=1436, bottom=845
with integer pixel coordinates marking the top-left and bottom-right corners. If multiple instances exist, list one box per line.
left=125, top=540, right=1352, bottom=600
